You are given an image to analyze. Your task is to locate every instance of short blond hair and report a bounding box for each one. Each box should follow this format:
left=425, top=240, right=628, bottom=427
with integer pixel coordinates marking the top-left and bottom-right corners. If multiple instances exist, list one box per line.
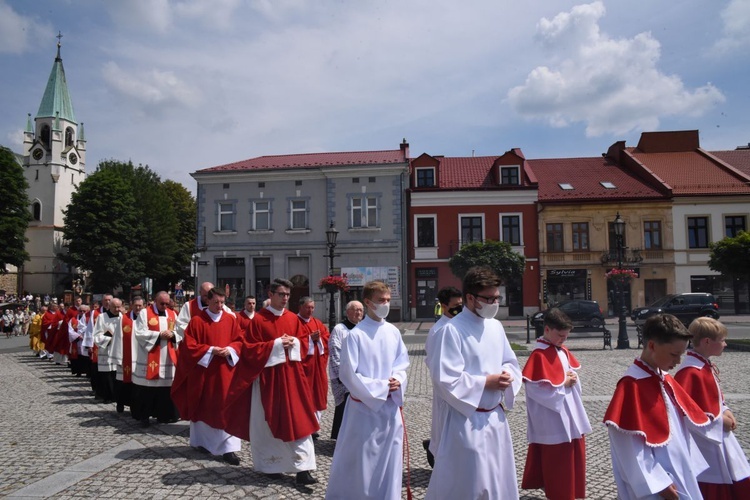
left=362, top=281, right=390, bottom=301
left=688, top=317, right=727, bottom=343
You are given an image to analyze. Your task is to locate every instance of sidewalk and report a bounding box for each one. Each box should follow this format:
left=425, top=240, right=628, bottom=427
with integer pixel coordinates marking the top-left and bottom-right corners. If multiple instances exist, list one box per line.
left=2, top=338, right=749, bottom=499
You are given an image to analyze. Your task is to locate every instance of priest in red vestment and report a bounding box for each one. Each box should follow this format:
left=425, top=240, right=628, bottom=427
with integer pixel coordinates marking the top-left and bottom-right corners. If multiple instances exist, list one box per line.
left=40, top=302, right=63, bottom=360
left=224, top=278, right=319, bottom=486
left=237, top=295, right=256, bottom=331
left=297, top=297, right=330, bottom=420
left=172, top=287, right=245, bottom=465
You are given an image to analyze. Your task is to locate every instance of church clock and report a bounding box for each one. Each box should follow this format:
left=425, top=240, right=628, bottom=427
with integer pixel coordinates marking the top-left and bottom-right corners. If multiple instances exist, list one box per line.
left=32, top=148, right=44, bottom=160
left=69, top=152, right=78, bottom=165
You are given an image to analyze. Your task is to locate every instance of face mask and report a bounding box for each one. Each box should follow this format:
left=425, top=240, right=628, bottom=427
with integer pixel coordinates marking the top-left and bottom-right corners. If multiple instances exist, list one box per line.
left=447, top=305, right=463, bottom=316
left=369, top=301, right=390, bottom=320
left=475, top=301, right=499, bottom=319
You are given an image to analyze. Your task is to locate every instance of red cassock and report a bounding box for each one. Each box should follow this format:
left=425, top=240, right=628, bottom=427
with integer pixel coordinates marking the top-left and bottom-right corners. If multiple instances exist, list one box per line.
left=171, top=310, right=245, bottom=430
left=237, top=310, right=253, bottom=332
left=223, top=308, right=319, bottom=442
left=55, top=306, right=79, bottom=356
left=299, top=316, right=330, bottom=411
left=41, top=310, right=63, bottom=350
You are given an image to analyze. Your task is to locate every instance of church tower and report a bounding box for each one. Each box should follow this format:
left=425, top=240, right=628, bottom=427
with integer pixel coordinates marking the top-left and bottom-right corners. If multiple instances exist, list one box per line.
left=21, top=34, right=86, bottom=295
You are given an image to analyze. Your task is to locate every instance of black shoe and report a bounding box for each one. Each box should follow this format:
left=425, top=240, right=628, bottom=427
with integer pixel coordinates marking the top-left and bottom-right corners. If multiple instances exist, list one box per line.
left=194, top=446, right=209, bottom=454
left=265, top=473, right=284, bottom=480
left=423, top=439, right=435, bottom=468
left=296, top=471, right=317, bottom=485
left=223, top=452, right=240, bottom=466
left=139, top=418, right=150, bottom=428
left=311, top=432, right=319, bottom=440
left=116, top=403, right=124, bottom=413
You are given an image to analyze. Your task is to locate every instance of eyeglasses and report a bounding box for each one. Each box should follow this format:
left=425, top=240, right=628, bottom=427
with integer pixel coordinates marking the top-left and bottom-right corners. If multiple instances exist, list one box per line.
left=473, top=294, right=502, bottom=304
left=273, top=292, right=291, bottom=297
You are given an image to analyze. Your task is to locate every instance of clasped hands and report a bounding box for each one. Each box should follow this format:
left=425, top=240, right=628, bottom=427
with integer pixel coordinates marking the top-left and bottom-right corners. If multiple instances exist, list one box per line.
left=211, top=346, right=231, bottom=358
left=485, top=371, right=514, bottom=390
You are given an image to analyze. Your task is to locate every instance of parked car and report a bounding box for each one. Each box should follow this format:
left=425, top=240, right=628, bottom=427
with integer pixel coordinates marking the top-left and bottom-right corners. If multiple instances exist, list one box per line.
left=531, top=300, right=605, bottom=336
left=630, top=293, right=719, bottom=327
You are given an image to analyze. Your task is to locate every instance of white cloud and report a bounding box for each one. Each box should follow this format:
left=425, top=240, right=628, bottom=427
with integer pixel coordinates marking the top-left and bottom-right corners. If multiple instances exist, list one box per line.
left=101, top=61, right=201, bottom=112
left=715, top=0, right=750, bottom=52
left=508, top=1, right=725, bottom=137
left=107, top=0, right=173, bottom=34
left=0, top=1, right=51, bottom=54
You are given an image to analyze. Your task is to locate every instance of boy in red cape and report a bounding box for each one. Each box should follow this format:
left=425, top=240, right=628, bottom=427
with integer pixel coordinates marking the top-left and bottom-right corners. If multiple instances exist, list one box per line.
left=223, top=278, right=319, bottom=486
left=674, top=317, right=750, bottom=499
left=604, top=314, right=712, bottom=500
left=521, top=308, right=591, bottom=499
left=171, top=287, right=245, bottom=466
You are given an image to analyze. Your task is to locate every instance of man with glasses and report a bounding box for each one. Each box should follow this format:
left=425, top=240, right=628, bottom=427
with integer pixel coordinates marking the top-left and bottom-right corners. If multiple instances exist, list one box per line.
left=225, top=278, right=319, bottom=485
left=425, top=266, right=522, bottom=499
left=132, top=291, right=181, bottom=427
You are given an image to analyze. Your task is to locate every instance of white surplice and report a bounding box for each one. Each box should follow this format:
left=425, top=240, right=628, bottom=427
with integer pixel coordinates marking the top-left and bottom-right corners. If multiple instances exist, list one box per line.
left=425, top=309, right=522, bottom=500
left=607, top=362, right=711, bottom=500
left=326, top=315, right=410, bottom=500
left=93, top=311, right=120, bottom=371
left=424, top=313, right=451, bottom=456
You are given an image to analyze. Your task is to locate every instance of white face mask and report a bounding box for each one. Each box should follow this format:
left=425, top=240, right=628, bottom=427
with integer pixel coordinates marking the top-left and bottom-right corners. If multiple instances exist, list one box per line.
left=474, top=301, right=499, bottom=319
left=369, top=301, right=390, bottom=320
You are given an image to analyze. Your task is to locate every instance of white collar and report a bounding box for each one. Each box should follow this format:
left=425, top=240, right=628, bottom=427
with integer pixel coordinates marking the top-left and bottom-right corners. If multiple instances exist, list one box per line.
left=266, top=305, right=284, bottom=317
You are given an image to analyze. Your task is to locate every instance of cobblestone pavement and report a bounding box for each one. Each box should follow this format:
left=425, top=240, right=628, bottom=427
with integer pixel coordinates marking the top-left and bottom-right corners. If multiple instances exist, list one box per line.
left=2, top=339, right=749, bottom=499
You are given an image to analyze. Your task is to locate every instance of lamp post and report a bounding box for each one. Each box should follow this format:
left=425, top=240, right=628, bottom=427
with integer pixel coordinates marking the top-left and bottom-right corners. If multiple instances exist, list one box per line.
left=613, top=212, right=630, bottom=349
left=325, top=221, right=339, bottom=330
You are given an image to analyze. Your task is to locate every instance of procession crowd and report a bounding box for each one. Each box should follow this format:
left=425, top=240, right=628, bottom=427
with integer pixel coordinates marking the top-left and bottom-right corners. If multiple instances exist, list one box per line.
left=18, top=266, right=750, bottom=499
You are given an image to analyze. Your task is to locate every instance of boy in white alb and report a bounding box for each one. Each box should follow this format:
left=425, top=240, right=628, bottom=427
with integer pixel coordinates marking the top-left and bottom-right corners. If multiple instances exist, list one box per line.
left=522, top=308, right=591, bottom=499
left=604, top=314, right=712, bottom=500
left=675, top=317, right=750, bottom=499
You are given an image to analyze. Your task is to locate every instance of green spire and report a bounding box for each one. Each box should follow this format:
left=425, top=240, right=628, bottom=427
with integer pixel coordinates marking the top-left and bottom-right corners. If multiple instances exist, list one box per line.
left=36, top=35, right=77, bottom=124
left=79, top=122, right=85, bottom=141
left=25, top=113, right=33, bottom=133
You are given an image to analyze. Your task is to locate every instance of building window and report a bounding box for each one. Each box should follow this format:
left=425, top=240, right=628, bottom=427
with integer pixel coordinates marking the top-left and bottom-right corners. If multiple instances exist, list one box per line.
left=218, top=202, right=235, bottom=231
left=644, top=221, right=662, bottom=249
left=460, top=216, right=483, bottom=246
left=353, top=178, right=359, bottom=183
left=500, top=166, right=520, bottom=185
left=252, top=200, right=271, bottom=230
left=295, top=180, right=302, bottom=186
left=572, top=222, right=589, bottom=250
left=352, top=196, right=378, bottom=228
left=32, top=201, right=41, bottom=221
left=290, top=199, right=308, bottom=229
left=688, top=216, right=709, bottom=248
left=415, top=168, right=435, bottom=187
left=501, top=215, right=521, bottom=246
left=725, top=215, right=746, bottom=238
left=546, top=223, right=564, bottom=252
left=223, top=183, right=230, bottom=189
left=416, top=217, right=436, bottom=247
left=368, top=177, right=376, bottom=183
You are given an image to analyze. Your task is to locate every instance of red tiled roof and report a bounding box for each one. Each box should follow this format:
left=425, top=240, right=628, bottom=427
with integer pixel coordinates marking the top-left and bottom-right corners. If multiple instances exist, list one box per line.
left=414, top=155, right=535, bottom=189
left=528, top=157, right=664, bottom=201
left=628, top=149, right=750, bottom=195
left=710, top=149, right=750, bottom=178
left=197, top=149, right=407, bottom=173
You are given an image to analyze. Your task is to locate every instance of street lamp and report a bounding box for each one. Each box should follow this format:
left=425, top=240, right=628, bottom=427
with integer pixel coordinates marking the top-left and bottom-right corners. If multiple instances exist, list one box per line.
left=325, top=221, right=339, bottom=330
left=613, top=212, right=630, bottom=349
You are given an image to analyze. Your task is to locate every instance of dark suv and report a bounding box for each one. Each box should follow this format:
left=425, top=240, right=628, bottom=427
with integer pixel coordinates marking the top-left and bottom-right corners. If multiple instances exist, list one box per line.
left=532, top=300, right=605, bottom=335
left=630, top=293, right=719, bottom=327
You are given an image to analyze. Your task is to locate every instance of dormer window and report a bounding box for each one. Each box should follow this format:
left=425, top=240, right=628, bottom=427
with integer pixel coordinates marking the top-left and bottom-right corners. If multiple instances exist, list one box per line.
left=415, top=167, right=435, bottom=187
left=499, top=166, right=520, bottom=185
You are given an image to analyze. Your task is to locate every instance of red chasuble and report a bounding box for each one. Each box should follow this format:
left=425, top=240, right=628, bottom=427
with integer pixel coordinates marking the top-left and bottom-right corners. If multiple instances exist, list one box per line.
left=223, top=308, right=319, bottom=442
left=121, top=315, right=134, bottom=383
left=299, top=316, right=330, bottom=411
left=56, top=306, right=78, bottom=356
left=522, top=340, right=581, bottom=387
left=604, top=359, right=711, bottom=446
left=237, top=310, right=253, bottom=332
left=171, top=310, right=244, bottom=430
left=41, top=311, right=59, bottom=346
left=674, top=351, right=722, bottom=419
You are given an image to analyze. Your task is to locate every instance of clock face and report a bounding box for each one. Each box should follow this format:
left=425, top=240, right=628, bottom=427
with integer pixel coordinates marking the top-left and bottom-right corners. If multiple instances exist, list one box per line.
left=69, top=153, right=78, bottom=165
left=32, top=149, right=43, bottom=160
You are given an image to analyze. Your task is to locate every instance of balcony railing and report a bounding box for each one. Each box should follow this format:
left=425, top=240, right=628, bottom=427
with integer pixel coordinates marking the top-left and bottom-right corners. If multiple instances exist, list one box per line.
left=600, top=248, right=644, bottom=265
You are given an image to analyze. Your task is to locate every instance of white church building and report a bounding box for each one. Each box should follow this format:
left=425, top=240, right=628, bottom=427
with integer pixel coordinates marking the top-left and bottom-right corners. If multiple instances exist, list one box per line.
left=16, top=39, right=85, bottom=295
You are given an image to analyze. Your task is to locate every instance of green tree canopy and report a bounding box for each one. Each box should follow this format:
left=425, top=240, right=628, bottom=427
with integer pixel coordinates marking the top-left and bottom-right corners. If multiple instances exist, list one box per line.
left=62, top=168, right=146, bottom=291
left=0, top=146, right=31, bottom=273
left=449, top=240, right=526, bottom=283
left=161, top=179, right=197, bottom=290
left=709, top=231, right=750, bottom=277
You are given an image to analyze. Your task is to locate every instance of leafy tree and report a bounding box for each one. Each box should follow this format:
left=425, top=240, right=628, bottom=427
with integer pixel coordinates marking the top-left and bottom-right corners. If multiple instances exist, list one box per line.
left=449, top=240, right=526, bottom=283
left=161, top=180, right=197, bottom=290
left=62, top=168, right=146, bottom=291
left=98, top=160, right=179, bottom=291
left=0, top=146, right=32, bottom=273
left=709, top=231, right=750, bottom=279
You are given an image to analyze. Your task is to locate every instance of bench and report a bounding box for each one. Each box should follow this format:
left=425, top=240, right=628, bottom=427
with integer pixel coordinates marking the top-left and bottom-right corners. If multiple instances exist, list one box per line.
left=528, top=317, right=612, bottom=350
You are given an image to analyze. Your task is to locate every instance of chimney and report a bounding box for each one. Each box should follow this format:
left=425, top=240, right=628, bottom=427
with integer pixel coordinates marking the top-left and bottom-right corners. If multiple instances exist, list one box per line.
left=400, top=138, right=410, bottom=159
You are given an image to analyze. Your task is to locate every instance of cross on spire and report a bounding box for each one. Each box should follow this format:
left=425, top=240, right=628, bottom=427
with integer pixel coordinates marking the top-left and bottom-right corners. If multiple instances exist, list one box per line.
left=56, top=31, right=63, bottom=45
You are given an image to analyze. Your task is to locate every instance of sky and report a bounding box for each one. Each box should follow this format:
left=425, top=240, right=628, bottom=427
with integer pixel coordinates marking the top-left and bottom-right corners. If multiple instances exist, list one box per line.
left=1, top=0, right=749, bottom=193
